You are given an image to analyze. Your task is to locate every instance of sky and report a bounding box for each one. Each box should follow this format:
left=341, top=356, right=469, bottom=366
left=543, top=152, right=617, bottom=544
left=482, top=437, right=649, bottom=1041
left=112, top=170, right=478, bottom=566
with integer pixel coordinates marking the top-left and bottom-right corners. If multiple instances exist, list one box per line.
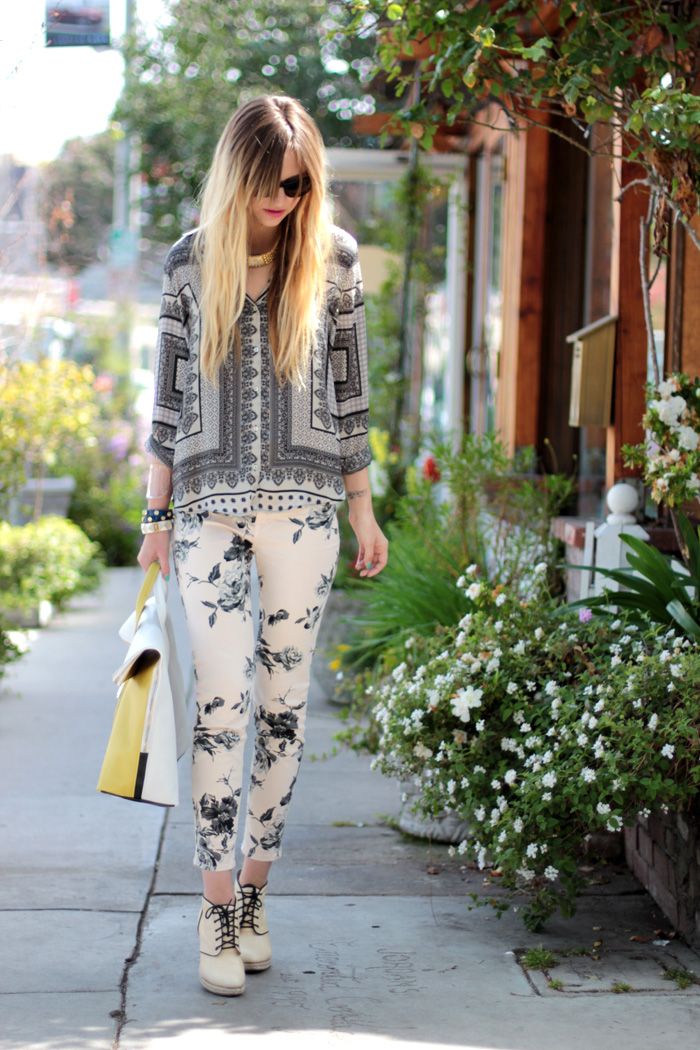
left=1, top=0, right=169, bottom=166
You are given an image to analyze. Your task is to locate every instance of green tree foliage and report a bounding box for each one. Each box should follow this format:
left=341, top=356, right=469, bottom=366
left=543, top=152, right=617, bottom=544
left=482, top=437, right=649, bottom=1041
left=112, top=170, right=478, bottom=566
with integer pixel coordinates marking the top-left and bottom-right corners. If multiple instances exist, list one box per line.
left=343, top=2, right=700, bottom=241
left=114, top=0, right=378, bottom=243
left=39, top=132, right=114, bottom=273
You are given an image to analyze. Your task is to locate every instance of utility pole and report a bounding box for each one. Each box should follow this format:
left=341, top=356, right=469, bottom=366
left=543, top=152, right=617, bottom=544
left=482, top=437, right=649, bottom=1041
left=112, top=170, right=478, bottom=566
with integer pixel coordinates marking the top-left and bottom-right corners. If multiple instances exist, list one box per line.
left=109, top=0, right=138, bottom=304
left=108, top=0, right=139, bottom=386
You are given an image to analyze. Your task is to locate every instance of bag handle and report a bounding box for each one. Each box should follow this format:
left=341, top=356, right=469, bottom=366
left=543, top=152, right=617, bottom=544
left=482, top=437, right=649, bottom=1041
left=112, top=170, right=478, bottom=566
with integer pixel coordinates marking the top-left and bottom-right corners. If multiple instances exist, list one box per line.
left=136, top=562, right=162, bottom=625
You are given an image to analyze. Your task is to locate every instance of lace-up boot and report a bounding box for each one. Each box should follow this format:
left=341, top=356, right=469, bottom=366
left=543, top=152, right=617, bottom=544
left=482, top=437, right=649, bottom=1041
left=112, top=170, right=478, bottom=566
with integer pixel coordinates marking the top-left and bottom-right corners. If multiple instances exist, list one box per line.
left=236, top=872, right=271, bottom=972
left=197, top=894, right=245, bottom=995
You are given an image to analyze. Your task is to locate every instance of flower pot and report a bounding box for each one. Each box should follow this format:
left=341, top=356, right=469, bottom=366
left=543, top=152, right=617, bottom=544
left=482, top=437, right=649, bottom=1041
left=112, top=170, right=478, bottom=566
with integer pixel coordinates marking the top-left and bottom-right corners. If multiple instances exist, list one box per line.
left=398, top=779, right=472, bottom=844
left=8, top=476, right=76, bottom=526
left=0, top=600, right=53, bottom=629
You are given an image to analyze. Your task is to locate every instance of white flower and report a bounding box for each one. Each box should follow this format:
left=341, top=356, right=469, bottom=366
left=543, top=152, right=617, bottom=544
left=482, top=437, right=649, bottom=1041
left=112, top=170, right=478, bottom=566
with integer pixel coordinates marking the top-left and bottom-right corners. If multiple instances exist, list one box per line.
left=657, top=378, right=677, bottom=399
left=542, top=791, right=552, bottom=801
left=504, top=769, right=517, bottom=785
left=461, top=776, right=469, bottom=788
left=456, top=575, right=466, bottom=588
left=474, top=806, right=486, bottom=822
left=688, top=476, right=700, bottom=492
left=581, top=767, right=596, bottom=783
left=594, top=699, right=605, bottom=713
left=648, top=713, right=659, bottom=731
left=588, top=716, right=598, bottom=730
left=467, top=582, right=482, bottom=601
left=544, top=680, right=559, bottom=696
left=526, top=843, right=538, bottom=858
left=501, top=737, right=517, bottom=752
left=413, top=742, right=433, bottom=760
left=451, top=686, right=484, bottom=723
left=513, top=817, right=524, bottom=833
left=495, top=592, right=507, bottom=607
left=596, top=802, right=611, bottom=815
left=446, top=779, right=456, bottom=795
left=455, top=630, right=467, bottom=647
left=466, top=563, right=479, bottom=577
left=535, top=627, right=543, bottom=641
left=610, top=655, right=622, bottom=667
left=475, top=719, right=485, bottom=732
left=485, top=657, right=500, bottom=673
left=513, top=711, right=525, bottom=725
left=392, top=662, right=407, bottom=682
left=506, top=682, right=518, bottom=695
left=678, top=425, right=700, bottom=452
left=544, top=865, right=559, bottom=882
left=473, top=765, right=485, bottom=775
left=457, top=839, right=468, bottom=855
left=526, top=680, right=536, bottom=692
left=651, top=394, right=685, bottom=425
left=491, top=779, right=502, bottom=791
left=661, top=743, right=675, bottom=759
left=458, top=613, right=473, bottom=629
left=518, top=866, right=535, bottom=883
left=534, top=562, right=547, bottom=574
left=541, top=771, right=557, bottom=788
left=521, top=723, right=532, bottom=734
left=513, top=640, right=526, bottom=656
left=669, top=663, right=682, bottom=678
left=577, top=733, right=588, bottom=747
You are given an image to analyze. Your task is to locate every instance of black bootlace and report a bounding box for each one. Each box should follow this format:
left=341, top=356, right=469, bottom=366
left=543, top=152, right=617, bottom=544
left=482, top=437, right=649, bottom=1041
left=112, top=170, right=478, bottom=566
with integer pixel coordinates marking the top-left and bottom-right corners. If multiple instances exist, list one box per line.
left=204, top=903, right=237, bottom=951
left=240, top=885, right=264, bottom=932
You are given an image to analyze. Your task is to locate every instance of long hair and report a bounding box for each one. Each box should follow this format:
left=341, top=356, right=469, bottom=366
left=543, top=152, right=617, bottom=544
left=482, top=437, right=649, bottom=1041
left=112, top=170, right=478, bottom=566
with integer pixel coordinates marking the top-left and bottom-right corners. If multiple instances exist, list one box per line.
left=194, top=96, right=333, bottom=386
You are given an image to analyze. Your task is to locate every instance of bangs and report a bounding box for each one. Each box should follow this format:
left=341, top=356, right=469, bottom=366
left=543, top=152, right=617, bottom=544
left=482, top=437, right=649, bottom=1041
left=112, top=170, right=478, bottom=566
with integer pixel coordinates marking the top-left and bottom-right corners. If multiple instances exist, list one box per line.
left=245, top=129, right=290, bottom=200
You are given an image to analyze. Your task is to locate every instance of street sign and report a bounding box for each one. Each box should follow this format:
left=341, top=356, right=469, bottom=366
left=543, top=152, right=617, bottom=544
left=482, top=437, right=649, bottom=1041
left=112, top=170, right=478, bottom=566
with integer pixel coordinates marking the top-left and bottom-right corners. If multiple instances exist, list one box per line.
left=45, top=1, right=110, bottom=48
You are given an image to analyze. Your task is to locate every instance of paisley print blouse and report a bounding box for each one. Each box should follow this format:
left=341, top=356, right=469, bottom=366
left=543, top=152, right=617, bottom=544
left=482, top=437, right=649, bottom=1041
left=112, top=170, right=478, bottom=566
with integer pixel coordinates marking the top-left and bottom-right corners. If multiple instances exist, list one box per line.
left=146, top=226, right=372, bottom=516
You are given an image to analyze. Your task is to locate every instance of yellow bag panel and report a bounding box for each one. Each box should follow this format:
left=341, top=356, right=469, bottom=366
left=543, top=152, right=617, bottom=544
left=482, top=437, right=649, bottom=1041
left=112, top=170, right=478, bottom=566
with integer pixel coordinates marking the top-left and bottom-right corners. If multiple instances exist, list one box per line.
left=97, top=660, right=156, bottom=798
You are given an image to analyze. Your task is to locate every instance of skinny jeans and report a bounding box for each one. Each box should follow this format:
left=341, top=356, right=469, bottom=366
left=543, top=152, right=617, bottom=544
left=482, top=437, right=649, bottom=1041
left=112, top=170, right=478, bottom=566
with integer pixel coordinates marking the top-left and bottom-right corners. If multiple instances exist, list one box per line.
left=172, top=503, right=340, bottom=871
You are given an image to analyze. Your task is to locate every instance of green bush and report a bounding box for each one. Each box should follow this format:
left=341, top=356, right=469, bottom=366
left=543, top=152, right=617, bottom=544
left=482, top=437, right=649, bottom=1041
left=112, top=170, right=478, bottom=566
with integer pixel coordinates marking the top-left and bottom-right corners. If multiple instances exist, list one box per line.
left=0, top=516, right=103, bottom=614
left=338, top=433, right=574, bottom=669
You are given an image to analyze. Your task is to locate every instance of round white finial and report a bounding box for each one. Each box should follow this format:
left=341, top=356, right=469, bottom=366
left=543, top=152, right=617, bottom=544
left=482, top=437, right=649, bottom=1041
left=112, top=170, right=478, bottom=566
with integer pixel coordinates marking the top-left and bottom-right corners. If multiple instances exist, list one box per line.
left=606, top=481, right=638, bottom=523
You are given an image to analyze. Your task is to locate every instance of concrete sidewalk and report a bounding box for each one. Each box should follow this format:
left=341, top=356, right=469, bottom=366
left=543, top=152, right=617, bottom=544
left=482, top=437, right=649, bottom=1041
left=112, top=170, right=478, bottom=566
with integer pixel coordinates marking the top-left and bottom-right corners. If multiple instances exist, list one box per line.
left=1, top=568, right=700, bottom=1050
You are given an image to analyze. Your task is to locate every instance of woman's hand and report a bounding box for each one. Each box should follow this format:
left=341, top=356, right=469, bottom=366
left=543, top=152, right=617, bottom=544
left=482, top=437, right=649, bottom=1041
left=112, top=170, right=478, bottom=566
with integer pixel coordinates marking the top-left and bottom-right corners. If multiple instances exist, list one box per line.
left=349, top=510, right=388, bottom=579
left=137, top=530, right=171, bottom=579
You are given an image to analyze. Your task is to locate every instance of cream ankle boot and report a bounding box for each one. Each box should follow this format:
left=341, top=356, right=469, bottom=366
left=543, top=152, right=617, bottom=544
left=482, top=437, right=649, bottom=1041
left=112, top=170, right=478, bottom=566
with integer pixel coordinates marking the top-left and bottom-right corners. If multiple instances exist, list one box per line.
left=197, top=895, right=245, bottom=996
left=236, top=873, right=272, bottom=972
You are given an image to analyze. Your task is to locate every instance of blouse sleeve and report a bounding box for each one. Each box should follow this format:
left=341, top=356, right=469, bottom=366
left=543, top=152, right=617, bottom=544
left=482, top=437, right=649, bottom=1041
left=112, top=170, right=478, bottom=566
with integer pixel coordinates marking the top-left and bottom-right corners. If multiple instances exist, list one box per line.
left=145, top=258, right=189, bottom=468
left=329, top=244, right=373, bottom=476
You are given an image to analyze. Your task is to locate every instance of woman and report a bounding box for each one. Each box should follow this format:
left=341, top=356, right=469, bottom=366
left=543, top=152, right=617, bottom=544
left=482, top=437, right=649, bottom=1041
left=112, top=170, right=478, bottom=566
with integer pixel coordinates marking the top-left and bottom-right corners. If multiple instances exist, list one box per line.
left=138, top=95, right=388, bottom=996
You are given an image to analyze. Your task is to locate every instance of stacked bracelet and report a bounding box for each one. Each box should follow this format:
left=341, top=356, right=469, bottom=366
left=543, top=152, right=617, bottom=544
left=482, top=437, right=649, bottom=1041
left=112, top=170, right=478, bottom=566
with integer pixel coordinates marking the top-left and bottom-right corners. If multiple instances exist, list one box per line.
left=141, top=507, right=174, bottom=535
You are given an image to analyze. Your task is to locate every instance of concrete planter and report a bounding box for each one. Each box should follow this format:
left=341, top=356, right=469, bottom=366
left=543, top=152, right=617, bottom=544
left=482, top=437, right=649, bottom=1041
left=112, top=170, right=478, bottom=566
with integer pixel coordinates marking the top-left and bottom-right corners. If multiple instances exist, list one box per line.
left=1, top=600, right=53, bottom=629
left=8, top=476, right=76, bottom=526
left=398, top=779, right=472, bottom=844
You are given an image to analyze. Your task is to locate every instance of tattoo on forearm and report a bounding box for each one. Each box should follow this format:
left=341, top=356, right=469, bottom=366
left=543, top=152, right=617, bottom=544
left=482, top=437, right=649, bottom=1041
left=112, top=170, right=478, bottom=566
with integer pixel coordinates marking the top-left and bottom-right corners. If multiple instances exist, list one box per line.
left=347, top=488, right=369, bottom=500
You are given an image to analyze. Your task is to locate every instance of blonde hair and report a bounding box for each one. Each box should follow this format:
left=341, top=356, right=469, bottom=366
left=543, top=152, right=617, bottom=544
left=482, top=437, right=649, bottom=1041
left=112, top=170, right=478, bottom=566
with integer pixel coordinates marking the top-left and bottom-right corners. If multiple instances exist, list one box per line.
left=194, top=96, right=333, bottom=386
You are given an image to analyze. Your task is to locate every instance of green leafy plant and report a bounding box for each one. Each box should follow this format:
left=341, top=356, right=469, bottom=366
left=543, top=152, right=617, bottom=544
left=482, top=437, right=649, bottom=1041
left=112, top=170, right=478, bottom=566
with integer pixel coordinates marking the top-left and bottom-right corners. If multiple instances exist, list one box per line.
left=521, top=946, right=560, bottom=972
left=663, top=968, right=698, bottom=989
left=579, top=512, right=700, bottom=641
left=339, top=433, right=574, bottom=669
left=0, top=517, right=103, bottom=614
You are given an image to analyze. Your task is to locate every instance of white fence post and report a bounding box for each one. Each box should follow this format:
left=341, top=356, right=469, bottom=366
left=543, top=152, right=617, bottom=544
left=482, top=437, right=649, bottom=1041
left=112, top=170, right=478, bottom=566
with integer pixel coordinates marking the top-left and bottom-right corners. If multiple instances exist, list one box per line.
left=593, top=482, right=649, bottom=597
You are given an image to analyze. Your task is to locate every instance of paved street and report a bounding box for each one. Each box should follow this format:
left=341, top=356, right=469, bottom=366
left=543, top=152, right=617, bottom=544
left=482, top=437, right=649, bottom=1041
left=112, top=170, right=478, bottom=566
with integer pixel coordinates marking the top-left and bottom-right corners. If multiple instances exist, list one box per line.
left=1, top=568, right=700, bottom=1049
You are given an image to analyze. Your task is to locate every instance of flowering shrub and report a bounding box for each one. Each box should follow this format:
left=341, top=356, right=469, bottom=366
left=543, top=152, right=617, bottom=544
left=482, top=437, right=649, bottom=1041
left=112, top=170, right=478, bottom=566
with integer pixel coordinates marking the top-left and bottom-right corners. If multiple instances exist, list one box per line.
left=623, top=373, right=700, bottom=507
left=368, top=569, right=700, bottom=931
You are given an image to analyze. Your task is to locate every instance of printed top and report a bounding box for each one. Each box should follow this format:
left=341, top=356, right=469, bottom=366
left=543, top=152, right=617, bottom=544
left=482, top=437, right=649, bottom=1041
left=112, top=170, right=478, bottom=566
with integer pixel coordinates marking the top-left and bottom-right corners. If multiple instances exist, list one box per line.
left=146, top=226, right=372, bottom=516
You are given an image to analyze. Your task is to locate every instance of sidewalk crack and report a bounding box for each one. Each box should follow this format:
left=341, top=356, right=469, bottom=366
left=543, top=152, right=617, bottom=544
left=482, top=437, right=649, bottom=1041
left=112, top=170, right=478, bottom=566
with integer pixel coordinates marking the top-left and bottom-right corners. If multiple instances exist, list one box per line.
left=111, top=809, right=170, bottom=1048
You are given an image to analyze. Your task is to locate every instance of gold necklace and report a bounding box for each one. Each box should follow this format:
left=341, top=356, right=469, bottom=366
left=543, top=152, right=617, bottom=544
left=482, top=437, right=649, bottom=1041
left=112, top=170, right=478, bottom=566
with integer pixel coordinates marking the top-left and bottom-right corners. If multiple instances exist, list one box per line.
left=247, top=241, right=280, bottom=268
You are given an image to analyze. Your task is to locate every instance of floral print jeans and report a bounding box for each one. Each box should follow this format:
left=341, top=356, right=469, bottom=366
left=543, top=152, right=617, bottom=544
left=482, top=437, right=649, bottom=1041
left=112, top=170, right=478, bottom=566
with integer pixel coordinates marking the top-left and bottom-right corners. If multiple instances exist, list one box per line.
left=172, top=503, right=340, bottom=871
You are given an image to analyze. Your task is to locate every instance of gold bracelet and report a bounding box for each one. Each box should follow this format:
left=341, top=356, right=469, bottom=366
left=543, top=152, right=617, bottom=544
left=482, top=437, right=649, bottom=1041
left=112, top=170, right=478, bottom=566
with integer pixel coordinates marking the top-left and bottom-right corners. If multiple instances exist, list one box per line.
left=141, top=520, right=174, bottom=535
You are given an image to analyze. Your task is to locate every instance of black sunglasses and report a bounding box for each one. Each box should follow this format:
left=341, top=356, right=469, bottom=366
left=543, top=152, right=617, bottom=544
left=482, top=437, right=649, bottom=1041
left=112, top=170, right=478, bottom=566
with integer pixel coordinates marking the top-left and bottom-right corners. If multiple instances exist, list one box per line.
left=280, top=174, right=312, bottom=198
